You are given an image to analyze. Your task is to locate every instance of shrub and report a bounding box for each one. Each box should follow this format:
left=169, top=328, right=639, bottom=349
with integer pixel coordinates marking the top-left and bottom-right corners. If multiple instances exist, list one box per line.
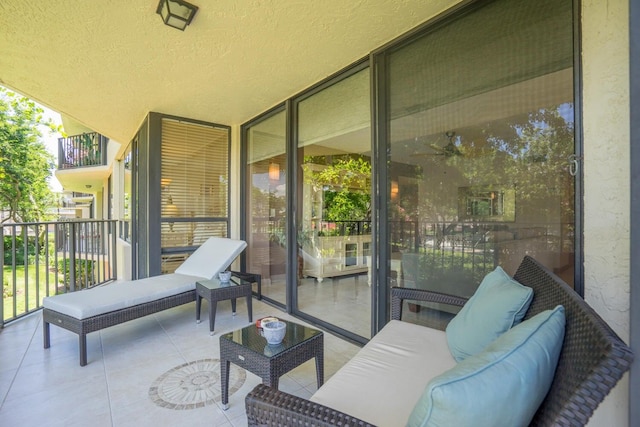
left=56, top=259, right=97, bottom=291
left=3, top=235, right=39, bottom=265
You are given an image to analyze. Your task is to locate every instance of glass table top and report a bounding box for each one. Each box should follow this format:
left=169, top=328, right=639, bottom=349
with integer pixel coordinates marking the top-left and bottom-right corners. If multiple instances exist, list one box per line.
left=220, top=321, right=322, bottom=357
left=196, top=276, right=249, bottom=290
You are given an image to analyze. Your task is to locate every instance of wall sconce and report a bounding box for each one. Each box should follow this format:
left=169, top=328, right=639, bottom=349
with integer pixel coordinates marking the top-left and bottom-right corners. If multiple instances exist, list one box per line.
left=156, top=0, right=199, bottom=31
left=269, top=163, right=280, bottom=181
left=163, top=195, right=180, bottom=231
left=391, top=180, right=399, bottom=198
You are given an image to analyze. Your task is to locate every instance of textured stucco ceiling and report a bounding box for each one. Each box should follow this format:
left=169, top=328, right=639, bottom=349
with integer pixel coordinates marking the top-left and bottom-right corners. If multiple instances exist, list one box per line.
left=0, top=0, right=457, bottom=145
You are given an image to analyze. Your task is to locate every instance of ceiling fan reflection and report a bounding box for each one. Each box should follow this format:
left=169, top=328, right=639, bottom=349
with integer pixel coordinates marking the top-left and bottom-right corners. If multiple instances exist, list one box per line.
left=416, top=131, right=464, bottom=158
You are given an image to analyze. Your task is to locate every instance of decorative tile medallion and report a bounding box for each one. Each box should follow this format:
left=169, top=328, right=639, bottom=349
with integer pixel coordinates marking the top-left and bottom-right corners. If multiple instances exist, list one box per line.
left=149, top=358, right=246, bottom=410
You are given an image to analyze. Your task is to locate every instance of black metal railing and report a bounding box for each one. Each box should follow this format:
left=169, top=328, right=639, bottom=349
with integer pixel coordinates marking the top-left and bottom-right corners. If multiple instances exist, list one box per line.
left=313, top=220, right=372, bottom=236
left=1, top=219, right=117, bottom=326
left=58, top=132, right=108, bottom=169
left=71, top=192, right=94, bottom=198
left=397, top=221, right=568, bottom=294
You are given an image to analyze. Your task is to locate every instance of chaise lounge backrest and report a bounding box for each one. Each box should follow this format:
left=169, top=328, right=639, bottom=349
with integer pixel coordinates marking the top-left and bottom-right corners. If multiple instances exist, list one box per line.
left=175, top=236, right=247, bottom=279
left=513, top=256, right=633, bottom=426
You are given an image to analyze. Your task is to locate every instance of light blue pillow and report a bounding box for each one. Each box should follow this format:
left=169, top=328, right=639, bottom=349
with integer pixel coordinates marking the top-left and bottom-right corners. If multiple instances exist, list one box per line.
left=446, top=266, right=533, bottom=361
left=407, top=305, right=565, bottom=427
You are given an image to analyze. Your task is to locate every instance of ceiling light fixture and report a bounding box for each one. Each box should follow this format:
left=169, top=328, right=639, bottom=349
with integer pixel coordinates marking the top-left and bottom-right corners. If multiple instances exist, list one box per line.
left=269, top=163, right=280, bottom=181
left=156, top=0, right=199, bottom=31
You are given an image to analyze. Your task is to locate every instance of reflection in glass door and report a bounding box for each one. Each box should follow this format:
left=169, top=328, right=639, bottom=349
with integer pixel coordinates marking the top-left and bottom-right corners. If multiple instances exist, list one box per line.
left=296, top=66, right=372, bottom=339
left=244, top=110, right=287, bottom=306
left=381, top=0, right=575, bottom=327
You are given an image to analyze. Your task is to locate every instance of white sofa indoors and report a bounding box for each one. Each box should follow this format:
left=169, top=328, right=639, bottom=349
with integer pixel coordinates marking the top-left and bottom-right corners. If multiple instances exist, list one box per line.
left=245, top=256, right=633, bottom=427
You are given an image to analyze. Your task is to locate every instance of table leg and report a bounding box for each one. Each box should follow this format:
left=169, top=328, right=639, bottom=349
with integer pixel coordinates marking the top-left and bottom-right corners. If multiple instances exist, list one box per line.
left=265, top=374, right=279, bottom=390
left=315, top=348, right=324, bottom=387
left=231, top=298, right=237, bottom=316
left=246, top=293, right=253, bottom=323
left=209, top=299, right=217, bottom=335
left=79, top=334, right=88, bottom=367
left=221, top=358, right=230, bottom=410
left=195, top=295, right=202, bottom=324
left=43, top=320, right=50, bottom=348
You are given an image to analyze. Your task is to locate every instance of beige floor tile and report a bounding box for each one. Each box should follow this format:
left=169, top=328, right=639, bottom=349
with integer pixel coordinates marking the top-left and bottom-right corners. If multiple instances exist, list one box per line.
left=0, top=296, right=365, bottom=426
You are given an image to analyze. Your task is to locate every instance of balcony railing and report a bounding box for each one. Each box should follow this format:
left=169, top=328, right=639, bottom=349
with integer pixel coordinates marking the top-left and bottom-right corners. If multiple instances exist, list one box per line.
left=58, top=132, right=108, bottom=169
left=1, top=219, right=117, bottom=326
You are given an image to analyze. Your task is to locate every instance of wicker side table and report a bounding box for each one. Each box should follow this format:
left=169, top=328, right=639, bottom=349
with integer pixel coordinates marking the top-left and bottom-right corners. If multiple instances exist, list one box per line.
left=230, top=271, right=262, bottom=300
left=219, top=321, right=324, bottom=410
left=195, top=278, right=253, bottom=335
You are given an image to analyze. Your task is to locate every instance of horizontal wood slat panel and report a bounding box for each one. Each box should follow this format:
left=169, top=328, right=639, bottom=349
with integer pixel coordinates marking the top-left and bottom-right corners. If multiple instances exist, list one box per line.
left=160, top=119, right=230, bottom=260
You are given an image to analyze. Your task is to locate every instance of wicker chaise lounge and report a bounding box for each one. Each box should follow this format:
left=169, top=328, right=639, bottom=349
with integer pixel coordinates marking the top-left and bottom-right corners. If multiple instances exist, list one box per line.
left=245, top=256, right=634, bottom=426
left=43, top=237, right=247, bottom=366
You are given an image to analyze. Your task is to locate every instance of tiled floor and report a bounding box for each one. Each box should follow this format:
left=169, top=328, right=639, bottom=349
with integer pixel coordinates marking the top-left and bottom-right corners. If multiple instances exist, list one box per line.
left=261, top=273, right=373, bottom=338
left=0, top=298, right=360, bottom=427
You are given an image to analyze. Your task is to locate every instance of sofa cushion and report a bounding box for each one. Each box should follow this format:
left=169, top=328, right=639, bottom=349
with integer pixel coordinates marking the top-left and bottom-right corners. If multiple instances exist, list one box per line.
left=311, top=320, right=456, bottom=427
left=446, top=266, right=533, bottom=361
left=407, top=305, right=565, bottom=427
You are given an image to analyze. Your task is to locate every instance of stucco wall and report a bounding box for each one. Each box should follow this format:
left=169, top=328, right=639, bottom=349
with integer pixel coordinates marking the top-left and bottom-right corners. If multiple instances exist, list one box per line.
left=582, top=0, right=630, bottom=425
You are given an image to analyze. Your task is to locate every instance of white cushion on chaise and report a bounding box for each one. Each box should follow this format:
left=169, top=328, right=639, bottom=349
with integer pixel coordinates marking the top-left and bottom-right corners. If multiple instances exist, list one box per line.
left=42, top=273, right=203, bottom=319
left=43, top=236, right=247, bottom=318
left=42, top=237, right=248, bottom=366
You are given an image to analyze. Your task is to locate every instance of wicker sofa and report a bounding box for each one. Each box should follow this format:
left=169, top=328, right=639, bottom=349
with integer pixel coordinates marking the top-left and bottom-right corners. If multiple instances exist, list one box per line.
left=245, top=256, right=633, bottom=426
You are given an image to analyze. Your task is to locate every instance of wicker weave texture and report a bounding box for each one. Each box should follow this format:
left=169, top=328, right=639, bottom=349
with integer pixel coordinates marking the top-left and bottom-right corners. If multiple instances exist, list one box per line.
left=246, top=384, right=375, bottom=427
left=390, top=287, right=467, bottom=322
left=220, top=325, right=323, bottom=408
left=196, top=281, right=252, bottom=332
left=244, top=256, right=633, bottom=427
left=514, top=256, right=633, bottom=426
left=43, top=290, right=196, bottom=366
left=231, top=271, right=262, bottom=300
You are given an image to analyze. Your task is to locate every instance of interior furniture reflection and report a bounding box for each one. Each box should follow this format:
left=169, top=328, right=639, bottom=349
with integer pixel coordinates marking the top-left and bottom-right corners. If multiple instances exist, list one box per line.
left=302, top=233, right=371, bottom=282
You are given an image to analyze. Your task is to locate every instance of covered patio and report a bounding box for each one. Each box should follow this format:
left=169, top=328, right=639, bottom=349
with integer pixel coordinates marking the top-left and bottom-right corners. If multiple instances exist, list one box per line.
left=1, top=0, right=639, bottom=425
left=0, top=297, right=359, bottom=426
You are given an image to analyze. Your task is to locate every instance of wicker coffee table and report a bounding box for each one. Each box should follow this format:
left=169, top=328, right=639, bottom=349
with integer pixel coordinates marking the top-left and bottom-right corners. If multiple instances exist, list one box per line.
left=219, top=320, right=324, bottom=409
left=195, top=277, right=253, bottom=335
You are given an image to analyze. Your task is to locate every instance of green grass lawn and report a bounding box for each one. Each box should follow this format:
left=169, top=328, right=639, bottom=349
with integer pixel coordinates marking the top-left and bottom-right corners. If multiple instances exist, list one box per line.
left=3, top=265, right=60, bottom=322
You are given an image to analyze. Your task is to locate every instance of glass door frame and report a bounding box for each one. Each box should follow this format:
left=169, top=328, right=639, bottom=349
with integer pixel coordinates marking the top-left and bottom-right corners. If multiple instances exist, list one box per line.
left=241, top=60, right=374, bottom=345
left=240, top=103, right=289, bottom=306
left=370, top=0, right=584, bottom=335
left=240, top=0, right=583, bottom=341
left=289, top=59, right=373, bottom=344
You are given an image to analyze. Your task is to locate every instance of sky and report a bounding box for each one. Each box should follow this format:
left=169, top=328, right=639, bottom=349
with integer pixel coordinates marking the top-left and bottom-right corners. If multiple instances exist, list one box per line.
left=38, top=104, right=64, bottom=192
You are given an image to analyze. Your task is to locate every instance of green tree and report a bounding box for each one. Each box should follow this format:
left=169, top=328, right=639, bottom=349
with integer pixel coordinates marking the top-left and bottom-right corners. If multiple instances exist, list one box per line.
left=303, top=155, right=372, bottom=222
left=0, top=87, right=58, bottom=223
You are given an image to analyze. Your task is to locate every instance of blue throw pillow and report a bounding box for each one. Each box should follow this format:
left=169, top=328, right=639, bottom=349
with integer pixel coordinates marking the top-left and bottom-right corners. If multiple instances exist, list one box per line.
left=407, top=305, right=565, bottom=427
left=446, top=266, right=533, bottom=361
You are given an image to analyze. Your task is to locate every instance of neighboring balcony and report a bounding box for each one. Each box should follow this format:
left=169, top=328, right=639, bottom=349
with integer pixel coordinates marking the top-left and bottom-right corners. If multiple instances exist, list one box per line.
left=55, top=132, right=111, bottom=193
left=58, top=132, right=108, bottom=169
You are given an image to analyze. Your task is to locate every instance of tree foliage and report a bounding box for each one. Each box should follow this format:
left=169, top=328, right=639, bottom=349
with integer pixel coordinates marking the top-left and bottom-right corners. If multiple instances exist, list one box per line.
left=303, top=155, right=371, bottom=222
left=402, top=105, right=574, bottom=224
left=0, top=87, right=57, bottom=223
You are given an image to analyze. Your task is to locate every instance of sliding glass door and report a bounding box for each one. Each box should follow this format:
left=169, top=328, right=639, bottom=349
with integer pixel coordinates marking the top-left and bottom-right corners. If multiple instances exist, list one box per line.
left=377, top=0, right=576, bottom=326
left=294, top=67, right=371, bottom=338
left=242, top=66, right=372, bottom=340
left=244, top=109, right=288, bottom=306
left=241, top=0, right=577, bottom=340
left=294, top=66, right=372, bottom=339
